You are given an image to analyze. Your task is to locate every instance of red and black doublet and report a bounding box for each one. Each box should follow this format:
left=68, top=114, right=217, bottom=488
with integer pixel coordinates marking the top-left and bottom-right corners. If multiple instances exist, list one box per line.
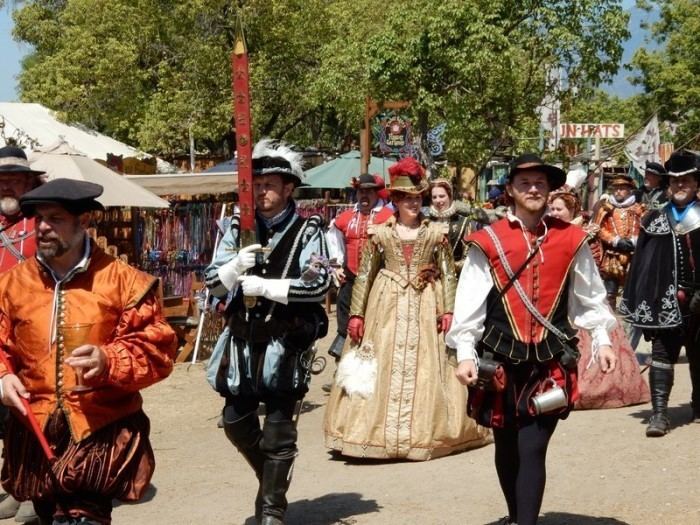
left=333, top=207, right=393, bottom=277
left=468, top=216, right=588, bottom=362
left=466, top=216, right=588, bottom=428
left=0, top=215, right=35, bottom=273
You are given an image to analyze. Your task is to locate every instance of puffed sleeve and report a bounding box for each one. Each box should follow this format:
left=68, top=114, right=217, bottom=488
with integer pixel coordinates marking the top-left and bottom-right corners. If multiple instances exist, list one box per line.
left=445, top=245, right=494, bottom=363
left=568, top=243, right=615, bottom=355
left=349, top=235, right=382, bottom=317
left=435, top=229, right=457, bottom=314
left=0, top=309, right=16, bottom=379
left=99, top=280, right=177, bottom=392
left=205, top=217, right=240, bottom=298
left=287, top=215, right=332, bottom=302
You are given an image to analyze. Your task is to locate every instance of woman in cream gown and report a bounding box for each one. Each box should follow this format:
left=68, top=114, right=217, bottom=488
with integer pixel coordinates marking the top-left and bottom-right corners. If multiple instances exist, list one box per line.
left=324, top=158, right=490, bottom=460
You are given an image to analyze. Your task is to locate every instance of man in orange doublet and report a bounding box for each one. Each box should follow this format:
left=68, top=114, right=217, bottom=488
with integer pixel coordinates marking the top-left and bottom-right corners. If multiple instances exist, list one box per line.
left=0, top=179, right=177, bottom=525
left=595, top=174, right=645, bottom=307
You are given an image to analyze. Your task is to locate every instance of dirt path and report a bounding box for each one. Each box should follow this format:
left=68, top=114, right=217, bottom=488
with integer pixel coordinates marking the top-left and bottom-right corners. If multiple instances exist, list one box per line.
left=4, top=319, right=699, bottom=524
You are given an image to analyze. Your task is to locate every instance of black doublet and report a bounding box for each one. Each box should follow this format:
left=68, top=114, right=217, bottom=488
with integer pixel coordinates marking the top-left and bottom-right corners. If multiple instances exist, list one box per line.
left=620, top=205, right=700, bottom=328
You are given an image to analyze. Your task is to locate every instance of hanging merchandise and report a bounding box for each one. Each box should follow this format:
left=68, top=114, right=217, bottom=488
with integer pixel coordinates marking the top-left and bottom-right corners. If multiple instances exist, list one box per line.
left=136, top=200, right=231, bottom=296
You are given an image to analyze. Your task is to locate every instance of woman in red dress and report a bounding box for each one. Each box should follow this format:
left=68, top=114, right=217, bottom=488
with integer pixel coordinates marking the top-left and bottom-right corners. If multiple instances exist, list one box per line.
left=549, top=190, right=649, bottom=409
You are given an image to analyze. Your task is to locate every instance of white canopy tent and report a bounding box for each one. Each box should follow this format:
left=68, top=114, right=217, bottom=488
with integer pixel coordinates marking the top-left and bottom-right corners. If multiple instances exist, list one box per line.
left=30, top=141, right=170, bottom=208
left=0, top=102, right=175, bottom=172
left=125, top=172, right=237, bottom=196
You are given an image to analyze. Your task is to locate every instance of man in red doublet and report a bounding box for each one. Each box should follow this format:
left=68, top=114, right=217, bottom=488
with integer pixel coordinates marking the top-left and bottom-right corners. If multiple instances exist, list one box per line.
left=0, top=145, right=44, bottom=522
left=325, top=174, right=393, bottom=359
left=447, top=153, right=617, bottom=525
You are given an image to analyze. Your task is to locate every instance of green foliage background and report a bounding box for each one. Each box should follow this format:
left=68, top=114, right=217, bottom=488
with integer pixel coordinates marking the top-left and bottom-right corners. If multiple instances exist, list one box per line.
left=6, top=0, right=637, bottom=164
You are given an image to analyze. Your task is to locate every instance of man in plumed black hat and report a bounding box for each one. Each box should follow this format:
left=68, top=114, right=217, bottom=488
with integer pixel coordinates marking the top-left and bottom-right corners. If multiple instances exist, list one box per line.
left=0, top=178, right=177, bottom=524
left=621, top=149, right=700, bottom=436
left=634, top=160, right=668, bottom=210
left=205, top=139, right=330, bottom=525
left=0, top=144, right=45, bottom=522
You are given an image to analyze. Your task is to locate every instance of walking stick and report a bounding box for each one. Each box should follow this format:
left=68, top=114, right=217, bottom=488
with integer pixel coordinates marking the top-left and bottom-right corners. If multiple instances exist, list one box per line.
left=0, top=352, right=55, bottom=462
left=191, top=203, right=228, bottom=364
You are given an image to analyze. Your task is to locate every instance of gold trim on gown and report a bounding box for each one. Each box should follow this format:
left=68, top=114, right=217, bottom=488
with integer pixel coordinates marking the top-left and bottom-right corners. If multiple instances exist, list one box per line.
left=324, top=218, right=491, bottom=460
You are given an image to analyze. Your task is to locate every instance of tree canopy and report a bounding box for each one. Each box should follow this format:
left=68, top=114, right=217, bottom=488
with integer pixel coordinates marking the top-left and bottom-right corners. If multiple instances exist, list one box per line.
left=631, top=0, right=700, bottom=149
left=11, top=0, right=630, bottom=165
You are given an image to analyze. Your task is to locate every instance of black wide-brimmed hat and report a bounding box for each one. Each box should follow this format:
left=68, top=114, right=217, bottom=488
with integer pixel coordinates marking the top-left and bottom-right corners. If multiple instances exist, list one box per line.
left=644, top=161, right=666, bottom=176
left=664, top=149, right=700, bottom=178
left=20, top=179, right=105, bottom=216
left=0, top=145, right=45, bottom=177
left=350, top=173, right=383, bottom=190
left=508, top=153, right=566, bottom=190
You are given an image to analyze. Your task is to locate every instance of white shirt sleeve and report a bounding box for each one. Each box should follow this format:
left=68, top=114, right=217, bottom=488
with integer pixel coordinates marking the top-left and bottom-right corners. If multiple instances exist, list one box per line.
left=568, top=243, right=616, bottom=356
left=445, top=246, right=493, bottom=363
left=325, top=220, right=345, bottom=266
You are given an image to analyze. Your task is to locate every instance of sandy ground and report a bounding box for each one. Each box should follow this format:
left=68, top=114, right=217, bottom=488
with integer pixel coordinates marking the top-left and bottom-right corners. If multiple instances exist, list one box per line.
left=3, top=316, right=700, bottom=525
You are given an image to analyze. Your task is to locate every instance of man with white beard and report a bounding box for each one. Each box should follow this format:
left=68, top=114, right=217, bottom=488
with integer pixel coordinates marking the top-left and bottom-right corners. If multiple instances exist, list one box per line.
left=0, top=146, right=44, bottom=272
left=0, top=144, right=43, bottom=522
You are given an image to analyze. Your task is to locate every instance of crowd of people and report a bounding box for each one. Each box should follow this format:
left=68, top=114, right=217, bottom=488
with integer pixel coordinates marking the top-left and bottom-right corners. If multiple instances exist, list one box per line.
left=0, top=139, right=698, bottom=525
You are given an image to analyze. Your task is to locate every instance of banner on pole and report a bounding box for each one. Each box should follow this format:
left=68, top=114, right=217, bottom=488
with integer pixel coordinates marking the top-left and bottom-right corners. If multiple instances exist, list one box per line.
left=624, top=115, right=660, bottom=175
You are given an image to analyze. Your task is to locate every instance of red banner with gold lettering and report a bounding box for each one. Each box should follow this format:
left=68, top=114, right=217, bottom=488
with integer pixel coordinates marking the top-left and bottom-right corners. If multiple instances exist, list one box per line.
left=232, top=33, right=254, bottom=234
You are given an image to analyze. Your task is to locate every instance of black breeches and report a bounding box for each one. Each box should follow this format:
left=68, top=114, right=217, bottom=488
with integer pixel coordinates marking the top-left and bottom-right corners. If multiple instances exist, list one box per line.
left=492, top=416, right=559, bottom=525
left=335, top=278, right=354, bottom=337
left=648, top=319, right=700, bottom=365
left=223, top=395, right=297, bottom=425
left=648, top=319, right=700, bottom=405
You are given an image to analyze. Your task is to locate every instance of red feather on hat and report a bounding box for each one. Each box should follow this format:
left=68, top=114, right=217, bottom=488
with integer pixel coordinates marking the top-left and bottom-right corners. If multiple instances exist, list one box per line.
left=388, top=157, right=425, bottom=186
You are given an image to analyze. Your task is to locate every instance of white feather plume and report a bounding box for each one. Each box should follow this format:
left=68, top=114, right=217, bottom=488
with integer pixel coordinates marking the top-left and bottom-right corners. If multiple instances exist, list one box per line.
left=253, top=138, right=304, bottom=181
left=335, top=342, right=377, bottom=399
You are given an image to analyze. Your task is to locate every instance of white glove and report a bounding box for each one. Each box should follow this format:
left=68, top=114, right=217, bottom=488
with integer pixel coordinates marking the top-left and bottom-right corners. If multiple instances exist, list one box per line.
left=217, top=243, right=262, bottom=290
left=237, top=275, right=290, bottom=305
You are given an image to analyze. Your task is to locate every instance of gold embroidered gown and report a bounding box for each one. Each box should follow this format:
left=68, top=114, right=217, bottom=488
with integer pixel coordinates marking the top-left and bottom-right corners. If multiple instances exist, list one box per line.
left=324, top=218, right=490, bottom=460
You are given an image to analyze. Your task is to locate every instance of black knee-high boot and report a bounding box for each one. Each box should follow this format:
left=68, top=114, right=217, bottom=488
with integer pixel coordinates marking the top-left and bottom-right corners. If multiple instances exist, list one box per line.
left=646, top=363, right=674, bottom=437
left=259, top=420, right=298, bottom=525
left=223, top=411, right=266, bottom=520
left=688, top=350, right=700, bottom=422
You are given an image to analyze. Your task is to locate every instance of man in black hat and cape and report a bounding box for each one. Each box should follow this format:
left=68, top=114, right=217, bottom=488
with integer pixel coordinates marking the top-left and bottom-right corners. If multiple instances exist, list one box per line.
left=447, top=153, right=617, bottom=525
left=621, top=149, right=700, bottom=436
left=634, top=160, right=668, bottom=210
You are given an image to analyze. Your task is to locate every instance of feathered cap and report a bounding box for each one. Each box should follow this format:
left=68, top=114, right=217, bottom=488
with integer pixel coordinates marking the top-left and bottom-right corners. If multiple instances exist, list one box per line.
left=252, top=138, right=306, bottom=187
left=387, top=157, right=429, bottom=195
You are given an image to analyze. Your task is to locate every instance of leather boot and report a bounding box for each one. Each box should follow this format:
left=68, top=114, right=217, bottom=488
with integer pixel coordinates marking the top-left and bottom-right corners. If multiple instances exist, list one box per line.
left=687, top=348, right=700, bottom=423
left=646, top=363, right=674, bottom=437
left=327, top=334, right=345, bottom=361
left=259, top=420, right=297, bottom=524
left=0, top=492, right=20, bottom=519
left=222, top=410, right=265, bottom=521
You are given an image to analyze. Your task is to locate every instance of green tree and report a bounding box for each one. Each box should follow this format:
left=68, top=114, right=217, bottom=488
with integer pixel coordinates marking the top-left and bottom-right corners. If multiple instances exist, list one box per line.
left=631, top=0, right=700, bottom=149
left=10, top=0, right=630, bottom=165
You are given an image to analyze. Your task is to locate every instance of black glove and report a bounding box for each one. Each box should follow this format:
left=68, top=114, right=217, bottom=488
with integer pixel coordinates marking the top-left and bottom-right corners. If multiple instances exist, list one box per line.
left=690, top=290, right=700, bottom=315
left=616, top=238, right=635, bottom=252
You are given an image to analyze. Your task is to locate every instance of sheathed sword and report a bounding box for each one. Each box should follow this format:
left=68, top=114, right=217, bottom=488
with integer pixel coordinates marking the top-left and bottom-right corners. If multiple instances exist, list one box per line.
left=231, top=19, right=257, bottom=309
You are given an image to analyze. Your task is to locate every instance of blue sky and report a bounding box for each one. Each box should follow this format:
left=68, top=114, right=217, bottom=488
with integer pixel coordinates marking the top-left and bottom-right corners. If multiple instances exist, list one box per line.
left=0, top=0, right=657, bottom=103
